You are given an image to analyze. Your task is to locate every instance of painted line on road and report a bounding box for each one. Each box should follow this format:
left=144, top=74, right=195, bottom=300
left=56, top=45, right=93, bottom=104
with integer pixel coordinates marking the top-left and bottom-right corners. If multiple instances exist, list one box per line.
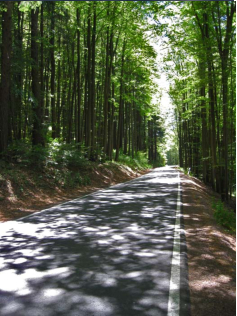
left=167, top=172, right=181, bottom=316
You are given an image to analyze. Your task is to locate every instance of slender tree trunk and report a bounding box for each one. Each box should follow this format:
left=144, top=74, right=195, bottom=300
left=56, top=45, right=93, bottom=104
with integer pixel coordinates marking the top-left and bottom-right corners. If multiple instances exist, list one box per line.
left=76, top=8, right=82, bottom=144
left=55, top=35, right=61, bottom=138
left=123, top=102, right=128, bottom=155
left=219, top=9, right=232, bottom=200
left=15, top=3, right=24, bottom=140
left=86, top=5, right=92, bottom=156
left=40, top=3, right=44, bottom=129
left=83, top=21, right=88, bottom=146
left=178, top=110, right=183, bottom=168
left=66, top=63, right=73, bottom=143
left=103, top=9, right=110, bottom=158
left=31, top=7, right=44, bottom=146
left=229, top=33, right=235, bottom=199
left=0, top=2, right=13, bottom=153
left=199, top=62, right=209, bottom=183
left=115, top=40, right=125, bottom=161
left=213, top=2, right=235, bottom=199
left=44, top=59, right=50, bottom=120
left=91, top=2, right=97, bottom=159
left=50, top=2, right=56, bottom=139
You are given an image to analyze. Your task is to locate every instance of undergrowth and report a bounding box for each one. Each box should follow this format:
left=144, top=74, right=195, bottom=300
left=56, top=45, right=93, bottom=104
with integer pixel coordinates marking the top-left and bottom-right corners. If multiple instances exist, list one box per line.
left=0, top=140, right=154, bottom=196
left=115, top=151, right=152, bottom=170
left=2, top=140, right=154, bottom=171
left=212, top=199, right=236, bottom=233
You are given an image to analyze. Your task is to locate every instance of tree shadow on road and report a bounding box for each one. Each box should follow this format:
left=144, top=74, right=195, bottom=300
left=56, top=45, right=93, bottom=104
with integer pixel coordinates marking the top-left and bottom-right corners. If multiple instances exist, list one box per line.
left=0, top=168, right=185, bottom=316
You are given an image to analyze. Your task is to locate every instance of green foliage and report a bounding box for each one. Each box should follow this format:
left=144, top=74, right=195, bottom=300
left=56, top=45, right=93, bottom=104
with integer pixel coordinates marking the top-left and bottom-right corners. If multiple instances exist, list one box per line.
left=26, top=145, right=48, bottom=168
left=1, top=0, right=168, bottom=174
left=3, top=141, right=48, bottom=168
left=19, top=1, right=42, bottom=12
left=165, top=1, right=236, bottom=200
left=62, top=171, right=91, bottom=188
left=116, top=151, right=152, bottom=170
left=150, top=153, right=166, bottom=168
left=48, top=140, right=90, bottom=169
left=212, top=200, right=236, bottom=233
left=2, top=140, right=30, bottom=161
left=166, top=146, right=179, bottom=166
left=2, top=140, right=92, bottom=171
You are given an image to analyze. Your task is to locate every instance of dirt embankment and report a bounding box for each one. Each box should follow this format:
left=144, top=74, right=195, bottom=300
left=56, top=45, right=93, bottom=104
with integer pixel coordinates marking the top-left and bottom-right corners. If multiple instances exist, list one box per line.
left=0, top=162, right=149, bottom=222
left=181, top=173, right=236, bottom=316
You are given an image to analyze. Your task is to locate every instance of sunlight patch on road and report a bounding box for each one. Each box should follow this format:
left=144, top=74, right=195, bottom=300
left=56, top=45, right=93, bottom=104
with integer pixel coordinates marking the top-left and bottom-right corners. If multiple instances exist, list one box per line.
left=0, top=266, right=71, bottom=297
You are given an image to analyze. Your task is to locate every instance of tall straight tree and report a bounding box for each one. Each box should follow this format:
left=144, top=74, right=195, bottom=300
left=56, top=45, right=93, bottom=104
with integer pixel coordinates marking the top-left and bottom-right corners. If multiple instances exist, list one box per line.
left=76, top=7, right=82, bottom=143
left=212, top=1, right=236, bottom=200
left=14, top=2, right=24, bottom=141
left=50, top=1, right=56, bottom=139
left=167, top=1, right=235, bottom=200
left=0, top=2, right=13, bottom=153
left=91, top=2, right=97, bottom=159
left=0, top=1, right=168, bottom=167
left=31, top=7, right=44, bottom=146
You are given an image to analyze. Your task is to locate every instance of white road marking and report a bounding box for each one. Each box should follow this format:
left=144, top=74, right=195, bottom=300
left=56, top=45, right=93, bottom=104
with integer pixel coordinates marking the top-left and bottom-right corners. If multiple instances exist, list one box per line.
left=167, top=172, right=181, bottom=316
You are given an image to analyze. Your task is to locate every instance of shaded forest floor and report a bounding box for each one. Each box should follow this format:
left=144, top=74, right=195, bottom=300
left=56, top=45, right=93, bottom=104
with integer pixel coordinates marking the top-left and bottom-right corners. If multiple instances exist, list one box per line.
left=181, top=173, right=236, bottom=316
left=0, top=161, right=149, bottom=222
left=0, top=165, right=235, bottom=315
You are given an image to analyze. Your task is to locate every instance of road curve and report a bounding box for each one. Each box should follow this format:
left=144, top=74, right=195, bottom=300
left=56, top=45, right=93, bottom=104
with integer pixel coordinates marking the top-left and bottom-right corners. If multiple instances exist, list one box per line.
left=0, top=166, right=190, bottom=316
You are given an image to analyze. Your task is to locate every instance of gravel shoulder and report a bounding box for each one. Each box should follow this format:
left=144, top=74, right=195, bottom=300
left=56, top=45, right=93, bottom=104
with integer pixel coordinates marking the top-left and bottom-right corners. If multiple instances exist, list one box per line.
left=181, top=172, right=236, bottom=316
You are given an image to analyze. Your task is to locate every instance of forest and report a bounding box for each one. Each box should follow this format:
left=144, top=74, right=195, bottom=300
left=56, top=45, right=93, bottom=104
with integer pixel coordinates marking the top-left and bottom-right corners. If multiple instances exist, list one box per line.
left=0, top=1, right=235, bottom=202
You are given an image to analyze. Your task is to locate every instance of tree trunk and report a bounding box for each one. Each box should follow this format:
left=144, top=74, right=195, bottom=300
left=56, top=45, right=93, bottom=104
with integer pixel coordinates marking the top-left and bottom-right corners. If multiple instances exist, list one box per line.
left=0, top=2, right=13, bottom=153
left=91, top=2, right=97, bottom=159
left=103, top=8, right=110, bottom=158
left=76, top=8, right=82, bottom=144
left=15, top=3, right=24, bottom=140
left=55, top=35, right=61, bottom=138
left=50, top=2, right=56, bottom=139
left=40, top=3, right=44, bottom=130
left=31, top=7, right=44, bottom=146
left=115, top=40, right=125, bottom=162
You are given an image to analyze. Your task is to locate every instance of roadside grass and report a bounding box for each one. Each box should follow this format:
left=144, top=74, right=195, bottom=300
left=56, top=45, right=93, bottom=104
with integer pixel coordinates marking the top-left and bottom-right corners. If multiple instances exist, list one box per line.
left=212, top=199, right=236, bottom=233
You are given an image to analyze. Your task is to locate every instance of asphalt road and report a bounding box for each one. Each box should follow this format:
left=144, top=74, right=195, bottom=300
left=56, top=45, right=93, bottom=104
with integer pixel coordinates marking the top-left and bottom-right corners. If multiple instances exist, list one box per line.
left=0, top=166, right=190, bottom=316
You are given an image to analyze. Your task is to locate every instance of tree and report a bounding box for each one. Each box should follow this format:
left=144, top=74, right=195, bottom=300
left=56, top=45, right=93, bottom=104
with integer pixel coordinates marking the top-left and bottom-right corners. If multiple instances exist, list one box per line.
left=165, top=1, right=236, bottom=200
left=31, top=6, right=44, bottom=146
left=0, top=2, right=13, bottom=152
left=0, top=0, right=177, bottom=171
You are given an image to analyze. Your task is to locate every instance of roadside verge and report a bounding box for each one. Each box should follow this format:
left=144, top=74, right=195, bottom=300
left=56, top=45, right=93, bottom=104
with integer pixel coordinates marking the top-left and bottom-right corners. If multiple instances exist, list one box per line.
left=181, top=172, right=236, bottom=316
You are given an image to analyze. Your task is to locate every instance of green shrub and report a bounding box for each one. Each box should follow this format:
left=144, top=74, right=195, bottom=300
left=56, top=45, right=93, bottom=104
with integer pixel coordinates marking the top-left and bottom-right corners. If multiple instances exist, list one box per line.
left=65, top=150, right=90, bottom=169
left=48, top=140, right=90, bottom=169
left=212, top=200, right=236, bottom=233
left=26, top=145, right=48, bottom=167
left=116, top=151, right=152, bottom=170
left=62, top=171, right=91, bottom=188
left=3, top=141, right=48, bottom=168
left=3, top=140, right=30, bottom=161
left=82, top=175, right=91, bottom=185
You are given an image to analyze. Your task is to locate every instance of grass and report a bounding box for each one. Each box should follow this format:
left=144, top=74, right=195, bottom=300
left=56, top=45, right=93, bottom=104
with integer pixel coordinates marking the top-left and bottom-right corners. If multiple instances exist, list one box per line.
left=212, top=199, right=236, bottom=233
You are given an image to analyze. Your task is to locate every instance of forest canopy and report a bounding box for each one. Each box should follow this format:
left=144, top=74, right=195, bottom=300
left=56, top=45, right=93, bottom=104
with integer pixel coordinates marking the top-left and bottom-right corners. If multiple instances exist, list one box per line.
left=0, top=1, right=235, bottom=201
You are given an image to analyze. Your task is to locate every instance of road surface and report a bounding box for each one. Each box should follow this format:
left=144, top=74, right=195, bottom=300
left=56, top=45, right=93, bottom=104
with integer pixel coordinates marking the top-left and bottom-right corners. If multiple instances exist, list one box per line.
left=0, top=166, right=190, bottom=316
